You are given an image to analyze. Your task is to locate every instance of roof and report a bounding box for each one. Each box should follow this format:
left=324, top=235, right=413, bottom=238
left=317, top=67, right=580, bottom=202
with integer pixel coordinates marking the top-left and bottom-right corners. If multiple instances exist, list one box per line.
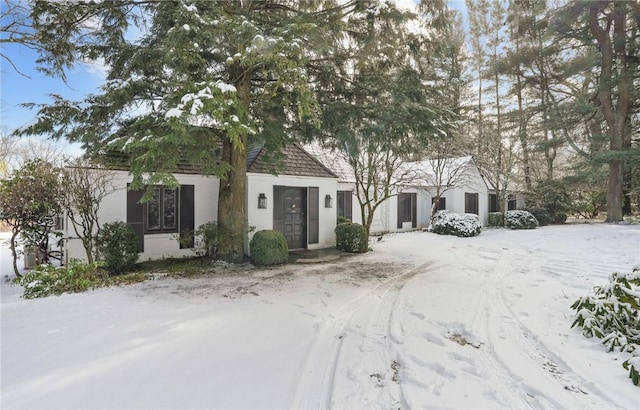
left=402, top=156, right=476, bottom=187
left=247, top=143, right=338, bottom=179
left=302, top=142, right=355, bottom=183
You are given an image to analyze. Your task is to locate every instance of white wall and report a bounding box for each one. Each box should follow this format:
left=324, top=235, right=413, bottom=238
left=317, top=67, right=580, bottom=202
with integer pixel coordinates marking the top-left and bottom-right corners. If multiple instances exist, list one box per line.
left=247, top=173, right=338, bottom=250
left=64, top=170, right=219, bottom=263
left=425, top=171, right=490, bottom=225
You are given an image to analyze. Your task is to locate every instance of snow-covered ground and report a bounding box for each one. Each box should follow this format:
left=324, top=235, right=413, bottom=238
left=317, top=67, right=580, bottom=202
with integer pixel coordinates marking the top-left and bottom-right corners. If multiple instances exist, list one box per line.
left=1, top=224, right=639, bottom=409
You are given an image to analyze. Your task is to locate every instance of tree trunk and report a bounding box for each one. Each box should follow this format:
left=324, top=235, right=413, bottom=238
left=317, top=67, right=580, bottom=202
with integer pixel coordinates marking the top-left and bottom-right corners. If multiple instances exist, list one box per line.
left=589, top=2, right=627, bottom=222
left=215, top=74, right=250, bottom=262
left=10, top=228, right=21, bottom=278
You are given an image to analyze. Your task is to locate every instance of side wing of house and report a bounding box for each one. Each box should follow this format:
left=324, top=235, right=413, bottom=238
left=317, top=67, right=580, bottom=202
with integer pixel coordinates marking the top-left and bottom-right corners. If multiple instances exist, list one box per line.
left=64, top=170, right=219, bottom=263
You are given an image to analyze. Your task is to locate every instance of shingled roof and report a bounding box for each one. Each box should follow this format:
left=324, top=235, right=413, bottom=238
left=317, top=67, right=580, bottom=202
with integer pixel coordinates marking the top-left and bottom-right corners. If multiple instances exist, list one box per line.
left=247, top=143, right=338, bottom=179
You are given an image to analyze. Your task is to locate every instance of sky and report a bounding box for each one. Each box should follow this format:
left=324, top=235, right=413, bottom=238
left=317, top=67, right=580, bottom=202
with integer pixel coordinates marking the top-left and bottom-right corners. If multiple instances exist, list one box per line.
left=0, top=0, right=468, bottom=149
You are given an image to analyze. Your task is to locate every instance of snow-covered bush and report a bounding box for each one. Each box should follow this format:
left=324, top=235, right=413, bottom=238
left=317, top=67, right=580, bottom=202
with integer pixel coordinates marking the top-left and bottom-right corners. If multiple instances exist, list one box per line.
left=335, top=222, right=368, bottom=253
left=250, top=230, right=289, bottom=266
left=571, top=267, right=640, bottom=386
left=431, top=211, right=481, bottom=238
left=504, top=210, right=538, bottom=230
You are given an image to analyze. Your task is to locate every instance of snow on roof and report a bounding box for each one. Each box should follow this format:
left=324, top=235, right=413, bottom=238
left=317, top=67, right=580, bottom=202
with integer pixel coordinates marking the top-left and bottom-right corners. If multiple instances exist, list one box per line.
left=302, top=142, right=356, bottom=183
left=304, top=142, right=476, bottom=188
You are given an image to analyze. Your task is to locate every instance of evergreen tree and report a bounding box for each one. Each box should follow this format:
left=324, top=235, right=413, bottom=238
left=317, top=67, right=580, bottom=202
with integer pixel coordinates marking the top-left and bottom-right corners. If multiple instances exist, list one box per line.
left=18, top=0, right=359, bottom=261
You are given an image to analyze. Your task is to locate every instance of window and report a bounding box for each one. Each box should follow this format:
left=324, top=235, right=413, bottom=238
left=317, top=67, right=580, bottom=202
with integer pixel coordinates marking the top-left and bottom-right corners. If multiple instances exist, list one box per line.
left=465, top=192, right=479, bottom=215
left=432, top=196, right=446, bottom=211
left=397, top=193, right=417, bottom=229
left=488, top=193, right=498, bottom=213
left=147, top=187, right=177, bottom=233
left=507, top=195, right=517, bottom=211
left=337, top=190, right=353, bottom=221
left=127, top=185, right=195, bottom=252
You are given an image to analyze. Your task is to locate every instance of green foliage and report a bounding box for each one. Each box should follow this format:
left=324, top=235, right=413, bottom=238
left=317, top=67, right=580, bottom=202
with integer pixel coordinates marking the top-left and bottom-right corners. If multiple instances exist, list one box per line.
left=487, top=212, right=503, bottom=227
left=0, top=159, right=63, bottom=276
left=431, top=211, right=482, bottom=237
left=337, top=216, right=351, bottom=224
left=335, top=222, right=368, bottom=253
left=571, top=268, right=640, bottom=386
left=569, top=190, right=607, bottom=219
left=504, top=210, right=539, bottom=230
left=249, top=230, right=288, bottom=266
left=192, top=221, right=219, bottom=258
left=524, top=180, right=570, bottom=225
left=95, top=221, right=139, bottom=274
left=16, top=260, right=145, bottom=299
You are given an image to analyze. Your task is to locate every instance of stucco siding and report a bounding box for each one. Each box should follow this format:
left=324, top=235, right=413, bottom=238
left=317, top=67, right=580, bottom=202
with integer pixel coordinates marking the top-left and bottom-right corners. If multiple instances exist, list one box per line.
left=64, top=170, right=219, bottom=263
left=247, top=173, right=338, bottom=251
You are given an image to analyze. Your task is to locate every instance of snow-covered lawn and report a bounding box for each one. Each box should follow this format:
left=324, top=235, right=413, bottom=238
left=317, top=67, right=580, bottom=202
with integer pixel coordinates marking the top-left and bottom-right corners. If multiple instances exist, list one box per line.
left=1, top=224, right=639, bottom=409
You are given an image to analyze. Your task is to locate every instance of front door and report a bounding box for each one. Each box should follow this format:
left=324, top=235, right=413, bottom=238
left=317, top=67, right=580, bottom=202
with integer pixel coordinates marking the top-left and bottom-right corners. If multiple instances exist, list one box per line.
left=283, top=188, right=306, bottom=249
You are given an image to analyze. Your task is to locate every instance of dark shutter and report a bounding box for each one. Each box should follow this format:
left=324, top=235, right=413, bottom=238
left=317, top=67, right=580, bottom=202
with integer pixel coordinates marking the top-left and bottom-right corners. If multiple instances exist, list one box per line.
left=397, top=194, right=405, bottom=229
left=489, top=194, right=498, bottom=213
left=273, top=186, right=285, bottom=234
left=465, top=193, right=479, bottom=215
left=411, top=193, right=417, bottom=228
left=308, top=187, right=319, bottom=244
left=179, top=185, right=195, bottom=249
left=126, top=187, right=145, bottom=252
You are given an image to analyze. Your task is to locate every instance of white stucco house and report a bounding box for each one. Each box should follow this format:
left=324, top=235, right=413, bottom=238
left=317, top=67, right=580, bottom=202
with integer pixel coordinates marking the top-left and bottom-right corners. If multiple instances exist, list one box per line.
left=63, top=143, right=339, bottom=263
left=303, top=144, right=522, bottom=231
left=62, top=142, right=523, bottom=263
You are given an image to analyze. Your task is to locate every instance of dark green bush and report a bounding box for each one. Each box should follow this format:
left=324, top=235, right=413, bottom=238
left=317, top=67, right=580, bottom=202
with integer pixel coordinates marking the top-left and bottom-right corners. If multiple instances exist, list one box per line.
left=337, top=216, right=351, bottom=224
left=16, top=259, right=145, bottom=299
left=17, top=260, right=106, bottom=298
left=524, top=180, right=569, bottom=225
left=335, top=222, right=368, bottom=253
left=431, top=211, right=481, bottom=237
left=487, top=212, right=503, bottom=227
left=95, top=221, right=140, bottom=274
left=504, top=210, right=539, bottom=229
left=250, top=230, right=289, bottom=266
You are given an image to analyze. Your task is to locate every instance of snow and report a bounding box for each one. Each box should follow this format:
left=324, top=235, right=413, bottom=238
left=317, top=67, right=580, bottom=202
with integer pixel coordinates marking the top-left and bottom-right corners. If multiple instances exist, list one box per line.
left=1, top=224, right=639, bottom=409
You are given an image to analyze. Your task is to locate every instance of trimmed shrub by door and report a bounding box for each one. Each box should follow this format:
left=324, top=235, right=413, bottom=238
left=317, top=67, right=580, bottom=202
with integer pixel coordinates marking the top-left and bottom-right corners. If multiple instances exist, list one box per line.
left=250, top=230, right=289, bottom=266
left=504, top=210, right=539, bottom=229
left=335, top=222, right=368, bottom=253
left=487, top=212, right=503, bottom=227
left=431, top=210, right=481, bottom=237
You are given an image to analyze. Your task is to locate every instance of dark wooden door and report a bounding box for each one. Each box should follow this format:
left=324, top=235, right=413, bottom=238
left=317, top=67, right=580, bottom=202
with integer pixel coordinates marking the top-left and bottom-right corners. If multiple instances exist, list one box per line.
left=283, top=188, right=306, bottom=249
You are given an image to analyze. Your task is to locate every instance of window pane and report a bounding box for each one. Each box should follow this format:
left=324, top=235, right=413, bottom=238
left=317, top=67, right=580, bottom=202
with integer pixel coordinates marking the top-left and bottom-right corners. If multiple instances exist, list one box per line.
left=163, top=188, right=176, bottom=230
left=147, top=188, right=161, bottom=230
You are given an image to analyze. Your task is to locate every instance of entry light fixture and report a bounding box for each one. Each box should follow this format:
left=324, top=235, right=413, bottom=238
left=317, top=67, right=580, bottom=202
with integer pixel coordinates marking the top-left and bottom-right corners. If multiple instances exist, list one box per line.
left=258, top=193, right=267, bottom=209
left=325, top=194, right=333, bottom=208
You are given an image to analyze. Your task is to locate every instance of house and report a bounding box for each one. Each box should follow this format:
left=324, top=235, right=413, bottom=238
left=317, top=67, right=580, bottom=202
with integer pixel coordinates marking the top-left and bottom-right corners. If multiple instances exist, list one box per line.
left=63, top=143, right=338, bottom=263
left=303, top=144, right=515, bottom=230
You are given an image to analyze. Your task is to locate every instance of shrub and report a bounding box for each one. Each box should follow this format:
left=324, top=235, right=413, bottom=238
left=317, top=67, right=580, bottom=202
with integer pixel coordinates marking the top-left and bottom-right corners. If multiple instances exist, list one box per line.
left=16, top=260, right=145, bottom=299
left=431, top=211, right=481, bottom=237
left=335, top=222, right=368, bottom=253
left=487, top=212, right=503, bottom=227
left=524, top=180, right=570, bottom=225
left=17, top=260, right=107, bottom=299
left=95, top=221, right=139, bottom=274
left=250, top=230, right=289, bottom=266
left=337, top=216, right=351, bottom=224
left=571, top=268, right=640, bottom=386
left=504, top=210, right=539, bottom=230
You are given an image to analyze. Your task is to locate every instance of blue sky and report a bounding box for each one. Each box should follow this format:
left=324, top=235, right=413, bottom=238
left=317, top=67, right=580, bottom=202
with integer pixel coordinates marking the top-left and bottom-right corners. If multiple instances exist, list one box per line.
left=1, top=42, right=106, bottom=136
left=1, top=0, right=468, bottom=144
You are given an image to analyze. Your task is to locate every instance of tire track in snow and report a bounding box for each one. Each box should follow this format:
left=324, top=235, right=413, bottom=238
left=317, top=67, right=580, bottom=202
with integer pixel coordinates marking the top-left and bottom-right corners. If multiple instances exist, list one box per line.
left=469, top=245, right=617, bottom=409
left=289, top=262, right=432, bottom=409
